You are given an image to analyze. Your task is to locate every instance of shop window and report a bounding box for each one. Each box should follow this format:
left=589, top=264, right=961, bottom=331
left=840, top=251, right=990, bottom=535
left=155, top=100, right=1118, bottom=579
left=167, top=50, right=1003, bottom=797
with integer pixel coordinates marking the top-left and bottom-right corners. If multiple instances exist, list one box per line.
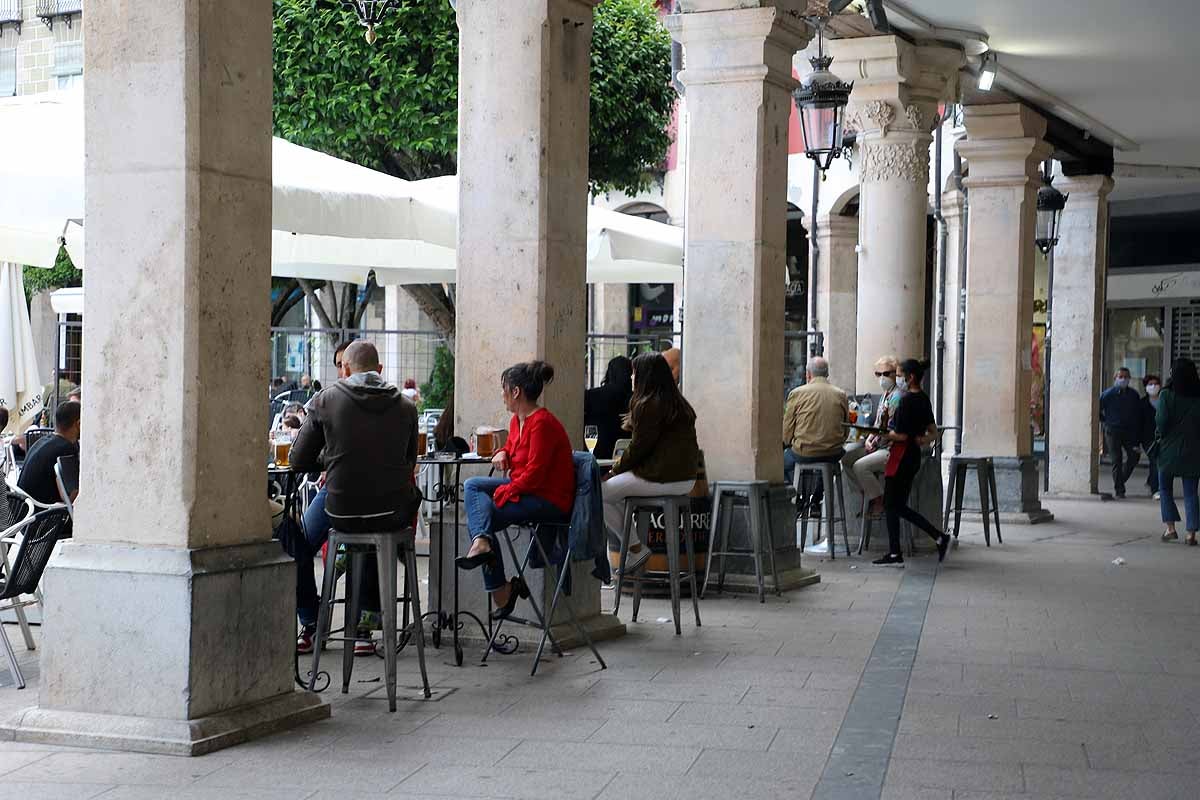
left=1105, top=307, right=1164, bottom=387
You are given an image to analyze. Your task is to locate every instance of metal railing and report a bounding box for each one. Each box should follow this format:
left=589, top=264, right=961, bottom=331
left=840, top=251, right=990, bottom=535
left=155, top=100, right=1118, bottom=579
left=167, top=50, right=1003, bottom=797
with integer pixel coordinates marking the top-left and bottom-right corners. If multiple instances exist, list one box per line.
left=36, top=0, right=81, bottom=28
left=269, top=326, right=447, bottom=394
left=0, top=0, right=21, bottom=28
left=585, top=332, right=676, bottom=388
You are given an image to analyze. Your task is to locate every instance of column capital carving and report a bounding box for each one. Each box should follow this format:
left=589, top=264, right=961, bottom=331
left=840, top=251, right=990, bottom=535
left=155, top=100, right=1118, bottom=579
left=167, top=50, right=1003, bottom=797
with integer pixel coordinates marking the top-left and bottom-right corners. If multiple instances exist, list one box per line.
left=859, top=138, right=931, bottom=185
left=1060, top=174, right=1115, bottom=202
left=828, top=35, right=961, bottom=138
left=669, top=6, right=811, bottom=90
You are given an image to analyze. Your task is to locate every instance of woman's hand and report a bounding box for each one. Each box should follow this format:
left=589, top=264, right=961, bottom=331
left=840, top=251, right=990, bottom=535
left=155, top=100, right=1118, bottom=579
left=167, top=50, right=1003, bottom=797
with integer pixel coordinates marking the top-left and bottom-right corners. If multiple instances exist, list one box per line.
left=491, top=450, right=510, bottom=473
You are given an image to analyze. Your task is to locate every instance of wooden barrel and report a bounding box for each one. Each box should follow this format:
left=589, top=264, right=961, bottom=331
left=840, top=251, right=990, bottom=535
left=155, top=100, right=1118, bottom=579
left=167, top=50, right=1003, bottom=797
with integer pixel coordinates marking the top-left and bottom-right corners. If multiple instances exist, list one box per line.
left=609, top=451, right=709, bottom=591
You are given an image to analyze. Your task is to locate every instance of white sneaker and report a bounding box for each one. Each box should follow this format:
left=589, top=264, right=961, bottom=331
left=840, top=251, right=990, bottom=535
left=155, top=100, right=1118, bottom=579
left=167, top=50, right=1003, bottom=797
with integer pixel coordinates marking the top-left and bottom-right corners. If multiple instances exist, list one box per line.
left=619, top=547, right=652, bottom=577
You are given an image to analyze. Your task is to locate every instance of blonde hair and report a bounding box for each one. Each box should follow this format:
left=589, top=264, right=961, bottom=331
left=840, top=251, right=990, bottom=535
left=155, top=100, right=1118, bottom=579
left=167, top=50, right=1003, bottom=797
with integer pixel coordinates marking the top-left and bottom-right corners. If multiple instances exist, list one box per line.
left=874, top=355, right=899, bottom=372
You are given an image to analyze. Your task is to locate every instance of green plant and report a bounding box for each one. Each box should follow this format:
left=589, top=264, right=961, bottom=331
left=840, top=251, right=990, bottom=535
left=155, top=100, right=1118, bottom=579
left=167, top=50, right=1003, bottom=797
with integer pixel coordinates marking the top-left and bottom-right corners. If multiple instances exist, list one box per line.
left=420, top=344, right=454, bottom=410
left=23, top=247, right=81, bottom=302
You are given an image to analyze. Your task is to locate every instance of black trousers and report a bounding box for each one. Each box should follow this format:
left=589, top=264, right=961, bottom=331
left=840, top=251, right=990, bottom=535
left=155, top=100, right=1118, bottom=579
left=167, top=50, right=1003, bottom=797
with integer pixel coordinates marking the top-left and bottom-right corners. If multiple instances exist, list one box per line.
left=1104, top=429, right=1140, bottom=495
left=883, top=455, right=942, bottom=555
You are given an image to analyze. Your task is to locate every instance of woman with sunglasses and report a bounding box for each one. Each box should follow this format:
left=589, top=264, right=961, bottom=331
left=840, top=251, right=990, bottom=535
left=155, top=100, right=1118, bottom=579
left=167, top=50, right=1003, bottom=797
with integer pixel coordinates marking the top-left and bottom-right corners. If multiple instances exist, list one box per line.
left=842, top=355, right=902, bottom=515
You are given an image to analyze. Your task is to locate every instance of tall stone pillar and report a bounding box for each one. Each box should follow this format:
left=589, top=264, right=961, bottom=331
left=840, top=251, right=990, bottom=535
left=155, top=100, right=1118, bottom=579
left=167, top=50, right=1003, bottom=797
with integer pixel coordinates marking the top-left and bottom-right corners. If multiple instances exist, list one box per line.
left=667, top=4, right=808, bottom=483
left=813, top=213, right=859, bottom=392
left=939, top=185, right=967, bottom=455
left=1047, top=175, right=1114, bottom=497
left=454, top=0, right=599, bottom=440
left=958, top=104, right=1054, bottom=522
left=1, top=0, right=328, bottom=754
left=829, top=36, right=961, bottom=392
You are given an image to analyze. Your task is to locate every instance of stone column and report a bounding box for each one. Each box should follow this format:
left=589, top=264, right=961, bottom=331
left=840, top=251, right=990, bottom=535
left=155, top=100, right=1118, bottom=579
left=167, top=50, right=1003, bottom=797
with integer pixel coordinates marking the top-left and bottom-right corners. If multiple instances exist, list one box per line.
left=454, top=0, right=598, bottom=442
left=939, top=185, right=966, bottom=456
left=829, top=36, right=961, bottom=392
left=958, top=103, right=1054, bottom=523
left=667, top=4, right=808, bottom=483
left=1047, top=175, right=1114, bottom=497
left=813, top=213, right=858, bottom=392
left=0, top=0, right=328, bottom=754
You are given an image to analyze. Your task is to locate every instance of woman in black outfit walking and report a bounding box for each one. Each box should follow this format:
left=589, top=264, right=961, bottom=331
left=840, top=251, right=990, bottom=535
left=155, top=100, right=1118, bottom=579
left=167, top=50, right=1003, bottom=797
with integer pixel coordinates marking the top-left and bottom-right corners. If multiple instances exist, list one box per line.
left=873, top=359, right=951, bottom=567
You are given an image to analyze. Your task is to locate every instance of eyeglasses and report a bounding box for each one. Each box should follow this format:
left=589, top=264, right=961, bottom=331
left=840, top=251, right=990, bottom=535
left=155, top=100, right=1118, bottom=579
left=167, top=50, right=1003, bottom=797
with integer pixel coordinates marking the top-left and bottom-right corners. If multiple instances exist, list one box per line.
left=874, top=371, right=895, bottom=377
left=334, top=361, right=342, bottom=369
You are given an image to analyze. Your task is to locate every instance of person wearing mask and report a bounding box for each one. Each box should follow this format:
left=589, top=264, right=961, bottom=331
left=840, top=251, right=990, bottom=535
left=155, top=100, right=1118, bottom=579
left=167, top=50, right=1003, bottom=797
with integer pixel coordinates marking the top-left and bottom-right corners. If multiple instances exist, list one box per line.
left=600, top=352, right=700, bottom=577
left=457, top=362, right=575, bottom=619
left=1141, top=375, right=1162, bottom=499
left=18, top=401, right=81, bottom=506
left=1099, top=367, right=1143, bottom=498
left=872, top=359, right=950, bottom=567
left=1156, top=358, right=1200, bottom=545
left=289, top=341, right=421, bottom=655
left=782, top=357, right=848, bottom=488
left=842, top=355, right=902, bottom=514
left=584, top=356, right=633, bottom=460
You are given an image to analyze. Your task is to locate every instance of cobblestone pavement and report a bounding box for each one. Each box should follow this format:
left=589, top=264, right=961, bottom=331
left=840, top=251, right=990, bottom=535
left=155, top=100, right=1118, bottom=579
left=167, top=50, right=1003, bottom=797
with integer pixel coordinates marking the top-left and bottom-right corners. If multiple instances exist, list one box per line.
left=0, top=488, right=1194, bottom=799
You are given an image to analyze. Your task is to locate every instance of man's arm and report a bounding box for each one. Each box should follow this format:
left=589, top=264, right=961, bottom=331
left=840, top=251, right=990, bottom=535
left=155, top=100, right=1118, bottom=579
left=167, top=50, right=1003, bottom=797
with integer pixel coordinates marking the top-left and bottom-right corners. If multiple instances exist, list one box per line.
left=782, top=390, right=799, bottom=446
left=289, top=413, right=325, bottom=473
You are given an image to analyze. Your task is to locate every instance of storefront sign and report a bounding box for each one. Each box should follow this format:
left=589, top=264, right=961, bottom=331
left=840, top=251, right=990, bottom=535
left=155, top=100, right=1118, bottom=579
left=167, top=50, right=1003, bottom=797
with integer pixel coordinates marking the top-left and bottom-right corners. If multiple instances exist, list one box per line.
left=1108, top=268, right=1200, bottom=302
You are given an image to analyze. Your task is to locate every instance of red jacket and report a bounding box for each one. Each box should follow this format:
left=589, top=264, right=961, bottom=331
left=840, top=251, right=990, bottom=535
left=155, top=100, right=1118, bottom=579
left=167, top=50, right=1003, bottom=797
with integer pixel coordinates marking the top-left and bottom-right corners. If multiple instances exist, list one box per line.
left=492, top=407, right=575, bottom=514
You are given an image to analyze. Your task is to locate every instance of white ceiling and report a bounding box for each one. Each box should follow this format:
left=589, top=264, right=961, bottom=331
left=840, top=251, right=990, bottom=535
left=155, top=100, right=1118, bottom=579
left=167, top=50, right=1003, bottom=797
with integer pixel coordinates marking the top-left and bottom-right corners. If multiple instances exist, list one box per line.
left=887, top=0, right=1200, bottom=203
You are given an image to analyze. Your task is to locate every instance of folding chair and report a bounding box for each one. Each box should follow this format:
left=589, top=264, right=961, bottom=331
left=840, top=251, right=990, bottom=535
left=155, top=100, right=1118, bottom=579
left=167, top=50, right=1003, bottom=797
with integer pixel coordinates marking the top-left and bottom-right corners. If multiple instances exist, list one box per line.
left=481, top=521, right=607, bottom=676
left=0, top=508, right=73, bottom=688
left=55, top=455, right=79, bottom=519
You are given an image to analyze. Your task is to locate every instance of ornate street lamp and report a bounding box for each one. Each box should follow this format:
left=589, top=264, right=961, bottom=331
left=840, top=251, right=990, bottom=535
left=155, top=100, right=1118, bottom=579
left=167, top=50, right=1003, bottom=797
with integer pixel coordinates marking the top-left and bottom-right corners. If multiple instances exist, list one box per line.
left=1035, top=166, right=1068, bottom=255
left=793, top=16, right=854, bottom=173
left=320, top=0, right=403, bottom=44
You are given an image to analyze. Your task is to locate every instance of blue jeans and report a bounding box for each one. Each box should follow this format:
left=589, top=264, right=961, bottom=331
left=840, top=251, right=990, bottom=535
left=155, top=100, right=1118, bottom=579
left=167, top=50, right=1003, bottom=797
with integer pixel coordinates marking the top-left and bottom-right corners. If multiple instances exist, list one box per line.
left=464, top=476, right=568, bottom=591
left=1159, top=472, right=1200, bottom=532
left=295, top=487, right=381, bottom=627
left=783, top=446, right=844, bottom=497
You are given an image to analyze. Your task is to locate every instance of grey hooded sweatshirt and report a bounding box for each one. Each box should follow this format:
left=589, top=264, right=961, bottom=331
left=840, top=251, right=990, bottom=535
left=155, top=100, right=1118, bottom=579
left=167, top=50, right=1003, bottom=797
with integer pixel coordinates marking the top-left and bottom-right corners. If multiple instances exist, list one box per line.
left=290, top=372, right=421, bottom=523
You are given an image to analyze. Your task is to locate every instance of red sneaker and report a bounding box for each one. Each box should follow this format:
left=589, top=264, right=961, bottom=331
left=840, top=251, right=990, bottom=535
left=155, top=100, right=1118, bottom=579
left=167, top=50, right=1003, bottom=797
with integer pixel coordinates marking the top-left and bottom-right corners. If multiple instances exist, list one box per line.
left=354, top=633, right=376, bottom=657
left=296, top=627, right=316, bottom=655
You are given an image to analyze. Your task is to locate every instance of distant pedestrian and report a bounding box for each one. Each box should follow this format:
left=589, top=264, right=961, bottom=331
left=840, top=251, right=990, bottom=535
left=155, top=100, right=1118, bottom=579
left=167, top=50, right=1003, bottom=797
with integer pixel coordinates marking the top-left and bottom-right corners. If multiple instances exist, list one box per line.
left=1100, top=367, right=1143, bottom=498
left=402, top=378, right=422, bottom=406
left=872, top=359, right=950, bottom=567
left=1141, top=374, right=1162, bottom=498
left=1156, top=359, right=1200, bottom=545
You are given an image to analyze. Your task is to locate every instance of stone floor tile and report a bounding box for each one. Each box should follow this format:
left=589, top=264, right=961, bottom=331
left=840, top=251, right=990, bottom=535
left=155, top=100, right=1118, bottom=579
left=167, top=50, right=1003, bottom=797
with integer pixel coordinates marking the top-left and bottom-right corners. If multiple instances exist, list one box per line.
left=394, top=764, right=616, bottom=799
left=193, top=753, right=427, bottom=793
left=741, top=686, right=854, bottom=709
left=879, top=783, right=952, bottom=800
left=1022, top=764, right=1200, bottom=799
left=0, top=783, right=115, bottom=800
left=501, top=739, right=700, bottom=775
left=0, top=750, right=55, bottom=776
left=598, top=771, right=819, bottom=800
left=688, top=747, right=827, bottom=779
left=320, top=733, right=518, bottom=766
left=583, top=678, right=748, bottom=704
left=669, top=700, right=845, bottom=730
left=892, top=733, right=1088, bottom=768
left=411, top=713, right=604, bottom=742
left=884, top=757, right=1025, bottom=793
left=4, top=752, right=233, bottom=787
left=96, top=789, right=299, bottom=800
left=588, top=719, right=778, bottom=751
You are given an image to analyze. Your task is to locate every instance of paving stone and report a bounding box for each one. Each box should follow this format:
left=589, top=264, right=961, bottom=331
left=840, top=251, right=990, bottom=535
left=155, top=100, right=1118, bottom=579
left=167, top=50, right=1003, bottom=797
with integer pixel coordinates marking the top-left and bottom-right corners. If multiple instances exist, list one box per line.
left=0, top=783, right=115, bottom=800
left=1023, top=764, right=1200, bottom=799
left=884, top=757, right=1025, bottom=792
left=411, top=713, right=604, bottom=742
left=588, top=719, right=779, bottom=751
left=892, top=733, right=1088, bottom=768
left=4, top=752, right=233, bottom=787
left=598, top=771, right=819, bottom=800
left=688, top=747, right=827, bottom=779
left=394, top=764, right=616, bottom=799
left=193, top=753, right=427, bottom=793
left=501, top=740, right=700, bottom=775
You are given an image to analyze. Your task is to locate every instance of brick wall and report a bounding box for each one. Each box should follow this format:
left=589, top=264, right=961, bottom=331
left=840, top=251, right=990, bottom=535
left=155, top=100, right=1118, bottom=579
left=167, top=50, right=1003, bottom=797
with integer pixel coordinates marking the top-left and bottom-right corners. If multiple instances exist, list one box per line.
left=0, top=0, right=83, bottom=96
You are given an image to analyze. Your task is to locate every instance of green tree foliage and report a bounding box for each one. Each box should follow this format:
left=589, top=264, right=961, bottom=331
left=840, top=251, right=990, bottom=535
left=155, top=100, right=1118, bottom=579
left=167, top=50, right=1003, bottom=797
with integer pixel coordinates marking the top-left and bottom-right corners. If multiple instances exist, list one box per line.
left=273, top=0, right=674, bottom=193
left=420, top=344, right=455, bottom=410
left=23, top=247, right=81, bottom=302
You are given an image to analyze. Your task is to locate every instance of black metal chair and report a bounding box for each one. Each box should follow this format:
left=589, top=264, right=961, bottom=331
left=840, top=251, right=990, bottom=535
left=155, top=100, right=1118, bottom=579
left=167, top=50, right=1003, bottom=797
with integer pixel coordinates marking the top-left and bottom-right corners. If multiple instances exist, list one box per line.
left=20, top=429, right=54, bottom=463
left=0, top=508, right=73, bottom=688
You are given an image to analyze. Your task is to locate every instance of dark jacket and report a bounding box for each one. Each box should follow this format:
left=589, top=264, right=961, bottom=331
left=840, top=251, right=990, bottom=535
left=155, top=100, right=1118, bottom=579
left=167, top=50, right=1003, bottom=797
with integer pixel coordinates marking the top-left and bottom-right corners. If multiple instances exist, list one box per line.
left=584, top=383, right=631, bottom=460
left=1100, top=385, right=1143, bottom=437
left=610, top=400, right=700, bottom=484
left=290, top=373, right=421, bottom=522
left=1140, top=396, right=1158, bottom=450
left=1155, top=388, right=1200, bottom=479
left=531, top=453, right=611, bottom=585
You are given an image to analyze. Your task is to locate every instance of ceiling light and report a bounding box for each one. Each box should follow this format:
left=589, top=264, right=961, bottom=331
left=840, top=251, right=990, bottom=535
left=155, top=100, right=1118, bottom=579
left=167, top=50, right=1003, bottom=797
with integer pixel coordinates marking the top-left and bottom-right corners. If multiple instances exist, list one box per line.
left=978, top=51, right=998, bottom=92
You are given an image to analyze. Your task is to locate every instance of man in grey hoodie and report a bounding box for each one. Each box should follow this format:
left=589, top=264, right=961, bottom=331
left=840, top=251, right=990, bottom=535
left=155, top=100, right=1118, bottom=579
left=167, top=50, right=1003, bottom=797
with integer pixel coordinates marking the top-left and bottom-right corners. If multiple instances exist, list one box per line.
left=289, top=341, right=421, bottom=653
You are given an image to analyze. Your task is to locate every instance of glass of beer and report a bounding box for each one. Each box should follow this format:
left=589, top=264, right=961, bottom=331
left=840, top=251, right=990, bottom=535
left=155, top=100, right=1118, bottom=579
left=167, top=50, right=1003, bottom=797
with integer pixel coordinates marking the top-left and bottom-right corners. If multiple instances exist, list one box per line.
left=476, top=431, right=496, bottom=458
left=271, top=432, right=291, bottom=468
left=417, top=431, right=428, bottom=455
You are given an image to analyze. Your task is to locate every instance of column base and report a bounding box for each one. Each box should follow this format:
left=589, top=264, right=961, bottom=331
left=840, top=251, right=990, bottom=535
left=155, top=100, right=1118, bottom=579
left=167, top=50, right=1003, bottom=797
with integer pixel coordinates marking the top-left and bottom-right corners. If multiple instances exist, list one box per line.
left=703, top=565, right=821, bottom=595
left=5, top=540, right=328, bottom=755
left=0, top=690, right=329, bottom=757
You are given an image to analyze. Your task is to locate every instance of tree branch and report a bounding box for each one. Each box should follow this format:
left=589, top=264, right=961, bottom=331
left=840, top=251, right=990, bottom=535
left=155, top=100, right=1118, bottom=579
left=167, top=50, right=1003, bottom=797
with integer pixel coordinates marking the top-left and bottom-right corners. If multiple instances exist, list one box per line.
left=271, top=280, right=305, bottom=326
left=297, top=279, right=336, bottom=329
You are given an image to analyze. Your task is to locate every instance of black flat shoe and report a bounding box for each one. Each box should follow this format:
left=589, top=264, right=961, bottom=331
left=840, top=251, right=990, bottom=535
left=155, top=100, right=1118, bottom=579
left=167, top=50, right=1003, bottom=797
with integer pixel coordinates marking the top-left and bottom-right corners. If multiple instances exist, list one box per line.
left=490, top=578, right=531, bottom=621
left=455, top=549, right=498, bottom=571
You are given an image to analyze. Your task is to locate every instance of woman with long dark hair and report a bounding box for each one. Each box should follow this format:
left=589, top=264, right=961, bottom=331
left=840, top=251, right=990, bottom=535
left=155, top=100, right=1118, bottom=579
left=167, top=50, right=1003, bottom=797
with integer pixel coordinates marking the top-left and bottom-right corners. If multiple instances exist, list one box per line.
left=601, top=352, right=700, bottom=576
left=584, top=355, right=633, bottom=459
left=456, top=361, right=575, bottom=618
left=873, top=358, right=950, bottom=567
left=1157, top=358, right=1200, bottom=545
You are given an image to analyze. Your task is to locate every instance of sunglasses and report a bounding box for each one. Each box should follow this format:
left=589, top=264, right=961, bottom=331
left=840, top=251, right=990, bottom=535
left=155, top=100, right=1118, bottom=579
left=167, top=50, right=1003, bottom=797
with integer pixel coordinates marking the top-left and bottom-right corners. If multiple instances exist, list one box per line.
left=875, top=370, right=895, bottom=377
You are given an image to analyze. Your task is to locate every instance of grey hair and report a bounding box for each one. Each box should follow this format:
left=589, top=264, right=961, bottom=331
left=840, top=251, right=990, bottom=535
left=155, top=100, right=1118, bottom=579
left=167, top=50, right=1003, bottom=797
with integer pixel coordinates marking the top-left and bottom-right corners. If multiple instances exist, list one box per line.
left=807, top=357, right=830, bottom=377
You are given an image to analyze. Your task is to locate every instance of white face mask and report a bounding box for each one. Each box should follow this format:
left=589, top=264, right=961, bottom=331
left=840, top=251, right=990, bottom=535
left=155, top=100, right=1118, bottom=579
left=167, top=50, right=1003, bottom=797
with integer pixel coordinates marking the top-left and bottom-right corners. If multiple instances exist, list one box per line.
left=1115, top=377, right=1130, bottom=389
left=879, top=376, right=896, bottom=392
left=1147, top=384, right=1161, bottom=397
left=896, top=378, right=908, bottom=393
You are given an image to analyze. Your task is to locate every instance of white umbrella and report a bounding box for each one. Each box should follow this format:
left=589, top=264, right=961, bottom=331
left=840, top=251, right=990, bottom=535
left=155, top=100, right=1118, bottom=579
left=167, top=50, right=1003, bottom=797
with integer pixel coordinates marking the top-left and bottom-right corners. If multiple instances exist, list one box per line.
left=0, top=263, right=44, bottom=434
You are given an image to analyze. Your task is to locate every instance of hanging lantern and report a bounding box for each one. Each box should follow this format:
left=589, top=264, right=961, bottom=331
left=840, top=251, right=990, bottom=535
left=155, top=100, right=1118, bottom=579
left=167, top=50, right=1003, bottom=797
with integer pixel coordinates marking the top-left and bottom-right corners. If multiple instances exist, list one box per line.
left=323, top=0, right=403, bottom=44
left=793, top=23, right=854, bottom=173
left=1035, top=172, right=1068, bottom=255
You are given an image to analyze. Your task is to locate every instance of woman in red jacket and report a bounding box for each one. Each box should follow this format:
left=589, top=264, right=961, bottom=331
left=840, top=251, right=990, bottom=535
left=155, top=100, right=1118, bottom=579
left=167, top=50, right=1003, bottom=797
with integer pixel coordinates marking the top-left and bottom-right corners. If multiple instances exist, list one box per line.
left=457, top=361, right=575, bottom=619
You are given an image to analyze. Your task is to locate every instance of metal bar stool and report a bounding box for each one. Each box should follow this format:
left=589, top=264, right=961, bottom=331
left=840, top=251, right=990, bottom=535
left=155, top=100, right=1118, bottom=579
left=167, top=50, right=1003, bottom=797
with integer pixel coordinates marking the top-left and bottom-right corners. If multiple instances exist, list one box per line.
left=309, top=526, right=430, bottom=711
left=613, top=495, right=701, bottom=634
left=856, top=493, right=915, bottom=556
left=704, top=480, right=781, bottom=603
left=480, top=523, right=608, bottom=676
left=794, top=461, right=851, bottom=559
left=943, top=456, right=1003, bottom=546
